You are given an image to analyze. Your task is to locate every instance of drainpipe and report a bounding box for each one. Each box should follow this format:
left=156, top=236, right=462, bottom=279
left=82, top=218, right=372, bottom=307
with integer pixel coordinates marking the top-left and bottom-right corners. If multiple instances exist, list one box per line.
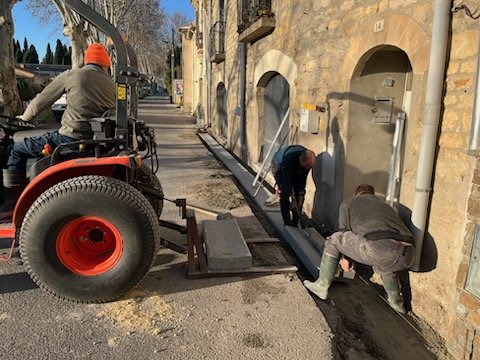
left=411, top=0, right=452, bottom=271
left=239, top=42, right=247, bottom=161
left=468, top=36, right=480, bottom=155
left=206, top=0, right=212, bottom=127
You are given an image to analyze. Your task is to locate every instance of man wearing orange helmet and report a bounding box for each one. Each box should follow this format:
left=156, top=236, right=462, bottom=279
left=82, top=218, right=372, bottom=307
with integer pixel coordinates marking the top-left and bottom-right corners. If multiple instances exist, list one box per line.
left=0, top=43, right=116, bottom=219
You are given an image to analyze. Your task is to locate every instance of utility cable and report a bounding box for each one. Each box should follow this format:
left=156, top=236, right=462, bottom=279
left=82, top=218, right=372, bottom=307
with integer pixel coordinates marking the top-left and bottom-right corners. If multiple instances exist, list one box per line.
left=452, top=4, right=480, bottom=19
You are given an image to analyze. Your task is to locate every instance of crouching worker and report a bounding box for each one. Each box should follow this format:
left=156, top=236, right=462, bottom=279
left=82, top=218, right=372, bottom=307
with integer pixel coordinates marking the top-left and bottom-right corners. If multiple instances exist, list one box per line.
left=303, top=184, right=415, bottom=314
left=271, top=145, right=316, bottom=227
left=0, top=43, right=115, bottom=219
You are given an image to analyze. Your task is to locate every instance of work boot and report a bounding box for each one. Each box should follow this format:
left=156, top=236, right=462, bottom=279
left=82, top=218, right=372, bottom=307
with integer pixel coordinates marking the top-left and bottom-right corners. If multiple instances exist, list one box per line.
left=303, top=254, right=339, bottom=300
left=383, top=278, right=406, bottom=314
left=0, top=169, right=27, bottom=220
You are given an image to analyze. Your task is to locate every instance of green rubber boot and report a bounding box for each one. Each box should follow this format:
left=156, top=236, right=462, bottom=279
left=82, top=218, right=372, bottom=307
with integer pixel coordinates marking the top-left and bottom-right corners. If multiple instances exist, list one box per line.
left=303, top=254, right=339, bottom=300
left=383, top=278, right=406, bottom=314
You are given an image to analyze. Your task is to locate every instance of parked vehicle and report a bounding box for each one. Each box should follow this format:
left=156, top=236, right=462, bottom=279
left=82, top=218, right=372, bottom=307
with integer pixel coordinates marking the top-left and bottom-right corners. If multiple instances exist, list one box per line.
left=139, top=86, right=153, bottom=99
left=51, top=94, right=67, bottom=122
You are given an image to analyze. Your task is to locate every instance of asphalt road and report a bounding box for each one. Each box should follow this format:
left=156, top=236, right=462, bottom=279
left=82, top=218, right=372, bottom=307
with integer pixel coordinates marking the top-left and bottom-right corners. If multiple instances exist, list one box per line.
left=0, top=95, right=334, bottom=360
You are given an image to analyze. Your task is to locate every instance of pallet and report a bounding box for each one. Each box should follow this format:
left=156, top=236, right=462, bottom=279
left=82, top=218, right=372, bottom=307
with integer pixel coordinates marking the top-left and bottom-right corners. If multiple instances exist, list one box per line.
left=185, top=210, right=297, bottom=278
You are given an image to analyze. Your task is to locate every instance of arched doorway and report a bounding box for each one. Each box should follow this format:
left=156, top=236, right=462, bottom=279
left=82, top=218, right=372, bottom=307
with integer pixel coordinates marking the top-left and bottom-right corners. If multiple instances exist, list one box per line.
left=344, top=46, right=412, bottom=200
left=216, top=82, right=227, bottom=137
left=259, top=72, right=290, bottom=160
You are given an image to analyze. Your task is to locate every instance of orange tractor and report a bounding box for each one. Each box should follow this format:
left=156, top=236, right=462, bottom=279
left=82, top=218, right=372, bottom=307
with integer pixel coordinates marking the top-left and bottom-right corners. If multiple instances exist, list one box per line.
left=0, top=0, right=165, bottom=303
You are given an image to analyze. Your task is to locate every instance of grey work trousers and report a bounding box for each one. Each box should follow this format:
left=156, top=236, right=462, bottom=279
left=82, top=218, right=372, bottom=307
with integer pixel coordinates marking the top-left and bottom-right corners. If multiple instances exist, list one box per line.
left=324, top=231, right=415, bottom=283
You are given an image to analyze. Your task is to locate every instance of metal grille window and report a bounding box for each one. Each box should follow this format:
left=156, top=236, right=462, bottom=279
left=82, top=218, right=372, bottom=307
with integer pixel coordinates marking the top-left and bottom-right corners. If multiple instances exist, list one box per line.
left=209, top=21, right=225, bottom=62
left=466, top=225, right=480, bottom=298
left=237, top=0, right=272, bottom=33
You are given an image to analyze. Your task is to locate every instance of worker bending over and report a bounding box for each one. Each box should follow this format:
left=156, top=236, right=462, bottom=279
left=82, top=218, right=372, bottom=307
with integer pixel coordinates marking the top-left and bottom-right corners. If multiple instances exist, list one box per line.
left=271, top=145, right=316, bottom=227
left=304, top=184, right=415, bottom=314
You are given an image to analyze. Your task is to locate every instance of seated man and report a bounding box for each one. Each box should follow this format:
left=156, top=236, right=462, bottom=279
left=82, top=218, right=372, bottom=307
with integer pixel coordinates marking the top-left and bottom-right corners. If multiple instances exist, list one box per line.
left=303, top=184, right=415, bottom=314
left=0, top=43, right=116, bottom=219
left=271, top=145, right=316, bottom=227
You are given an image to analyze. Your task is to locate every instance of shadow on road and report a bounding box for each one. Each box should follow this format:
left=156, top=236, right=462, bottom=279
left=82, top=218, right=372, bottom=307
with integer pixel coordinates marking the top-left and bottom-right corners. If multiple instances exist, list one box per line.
left=0, top=271, right=38, bottom=294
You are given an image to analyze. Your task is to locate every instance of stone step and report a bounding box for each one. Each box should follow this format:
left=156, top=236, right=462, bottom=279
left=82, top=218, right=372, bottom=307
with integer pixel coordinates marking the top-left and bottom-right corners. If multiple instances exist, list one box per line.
left=202, top=218, right=252, bottom=270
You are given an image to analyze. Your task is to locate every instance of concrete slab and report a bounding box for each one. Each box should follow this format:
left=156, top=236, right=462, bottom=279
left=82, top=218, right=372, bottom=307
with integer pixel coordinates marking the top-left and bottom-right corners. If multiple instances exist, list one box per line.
left=202, top=218, right=252, bottom=270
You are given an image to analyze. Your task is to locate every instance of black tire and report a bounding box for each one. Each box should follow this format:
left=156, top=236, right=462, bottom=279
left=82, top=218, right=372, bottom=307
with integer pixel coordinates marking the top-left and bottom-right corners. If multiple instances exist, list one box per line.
left=19, top=175, right=161, bottom=303
left=137, top=164, right=163, bottom=218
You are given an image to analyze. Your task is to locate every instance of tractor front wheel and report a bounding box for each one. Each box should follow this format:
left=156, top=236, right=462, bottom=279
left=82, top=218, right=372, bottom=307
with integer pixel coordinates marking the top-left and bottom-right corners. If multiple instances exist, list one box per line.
left=19, top=175, right=161, bottom=303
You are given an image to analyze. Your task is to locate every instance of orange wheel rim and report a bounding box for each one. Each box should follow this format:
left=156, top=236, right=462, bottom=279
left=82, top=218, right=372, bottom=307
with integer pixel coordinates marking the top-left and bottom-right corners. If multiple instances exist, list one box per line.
left=56, top=216, right=123, bottom=276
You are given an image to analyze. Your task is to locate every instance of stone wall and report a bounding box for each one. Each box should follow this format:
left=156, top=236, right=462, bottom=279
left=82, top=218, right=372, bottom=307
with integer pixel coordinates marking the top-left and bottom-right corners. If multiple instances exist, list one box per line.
left=201, top=0, right=480, bottom=356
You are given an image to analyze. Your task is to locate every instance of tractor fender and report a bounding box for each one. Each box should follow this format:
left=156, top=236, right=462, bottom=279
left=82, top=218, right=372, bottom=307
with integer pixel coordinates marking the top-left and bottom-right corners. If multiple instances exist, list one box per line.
left=13, top=156, right=134, bottom=227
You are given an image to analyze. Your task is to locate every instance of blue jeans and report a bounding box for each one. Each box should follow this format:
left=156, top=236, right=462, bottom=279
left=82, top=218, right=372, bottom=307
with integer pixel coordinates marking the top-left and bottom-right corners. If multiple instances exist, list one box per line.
left=7, top=131, right=76, bottom=172
left=324, top=231, right=415, bottom=283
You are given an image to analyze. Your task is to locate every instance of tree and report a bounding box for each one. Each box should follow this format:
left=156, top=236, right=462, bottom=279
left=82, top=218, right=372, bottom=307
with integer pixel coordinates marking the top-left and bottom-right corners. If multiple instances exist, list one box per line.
left=14, top=39, right=22, bottom=63
left=42, top=43, right=54, bottom=64
left=0, top=0, right=22, bottom=116
left=22, top=37, right=28, bottom=54
left=62, top=44, right=71, bottom=65
left=23, top=44, right=39, bottom=64
left=28, top=1, right=97, bottom=68
left=54, top=39, right=65, bottom=65
left=27, top=0, right=173, bottom=76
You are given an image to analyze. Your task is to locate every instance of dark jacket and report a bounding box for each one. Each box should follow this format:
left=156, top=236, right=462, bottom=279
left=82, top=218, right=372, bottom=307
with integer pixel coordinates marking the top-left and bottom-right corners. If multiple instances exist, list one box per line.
left=338, top=193, right=415, bottom=245
left=273, top=145, right=309, bottom=195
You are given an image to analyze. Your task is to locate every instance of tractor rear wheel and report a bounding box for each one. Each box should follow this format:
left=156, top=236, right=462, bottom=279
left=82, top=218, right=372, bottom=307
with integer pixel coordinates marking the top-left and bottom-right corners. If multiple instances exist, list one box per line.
left=19, top=175, right=161, bottom=303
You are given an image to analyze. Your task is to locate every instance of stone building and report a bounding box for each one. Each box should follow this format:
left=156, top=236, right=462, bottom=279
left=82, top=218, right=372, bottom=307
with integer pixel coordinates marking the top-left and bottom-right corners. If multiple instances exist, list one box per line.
left=184, top=0, right=480, bottom=357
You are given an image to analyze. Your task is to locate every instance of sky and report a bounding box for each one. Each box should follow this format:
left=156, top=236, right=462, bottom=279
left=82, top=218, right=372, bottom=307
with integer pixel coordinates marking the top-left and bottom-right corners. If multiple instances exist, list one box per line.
left=12, top=0, right=195, bottom=61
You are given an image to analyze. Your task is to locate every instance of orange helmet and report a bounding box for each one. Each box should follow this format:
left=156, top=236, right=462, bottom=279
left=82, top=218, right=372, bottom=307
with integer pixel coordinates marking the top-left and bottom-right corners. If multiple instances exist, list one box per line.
left=84, top=43, right=111, bottom=67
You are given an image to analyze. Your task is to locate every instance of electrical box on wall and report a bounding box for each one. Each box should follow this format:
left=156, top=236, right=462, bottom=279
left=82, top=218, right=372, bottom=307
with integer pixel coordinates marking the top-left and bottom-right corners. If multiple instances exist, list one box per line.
left=299, top=104, right=325, bottom=134
left=299, top=108, right=321, bottom=134
left=299, top=103, right=326, bottom=134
